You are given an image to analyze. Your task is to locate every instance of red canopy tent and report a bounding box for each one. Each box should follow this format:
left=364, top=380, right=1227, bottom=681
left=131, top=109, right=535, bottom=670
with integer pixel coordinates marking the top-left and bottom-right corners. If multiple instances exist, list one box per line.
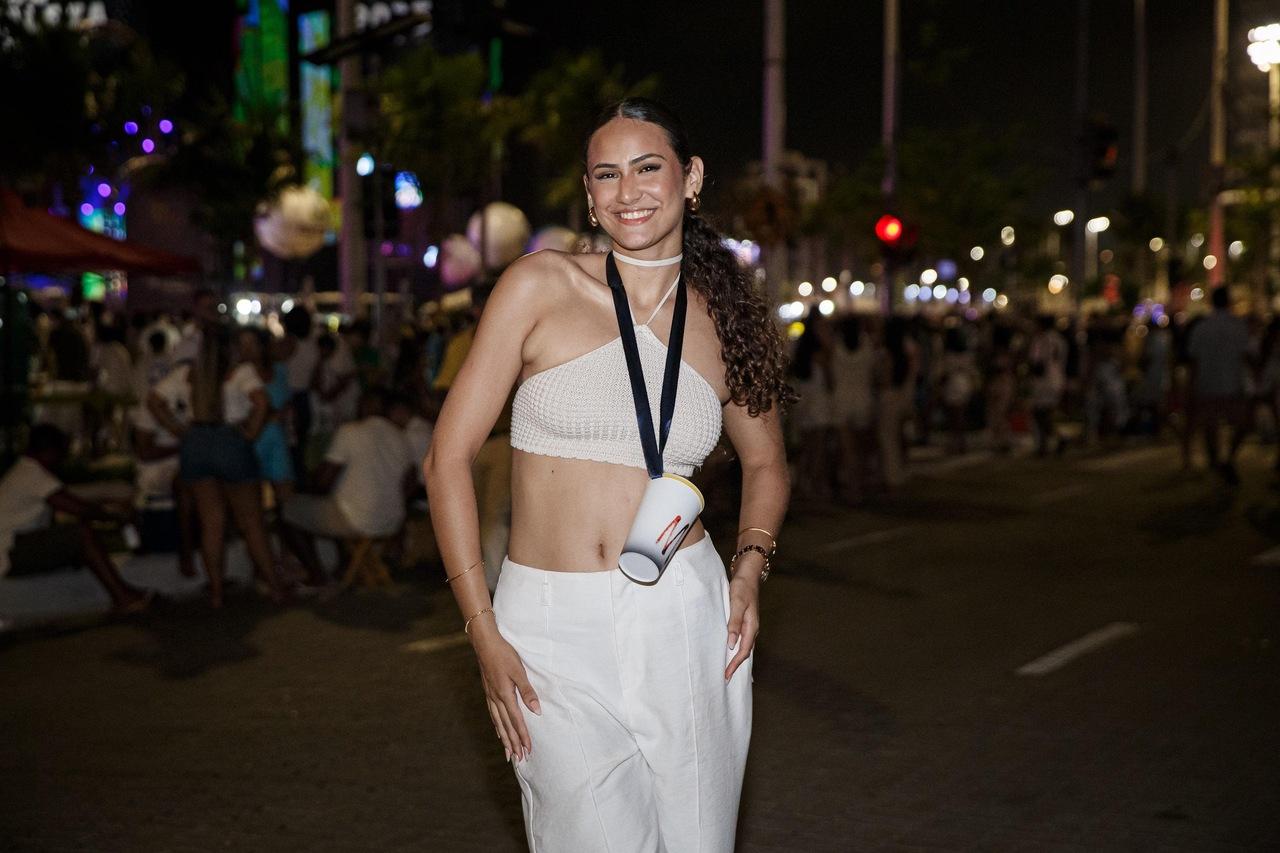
left=0, top=189, right=200, bottom=275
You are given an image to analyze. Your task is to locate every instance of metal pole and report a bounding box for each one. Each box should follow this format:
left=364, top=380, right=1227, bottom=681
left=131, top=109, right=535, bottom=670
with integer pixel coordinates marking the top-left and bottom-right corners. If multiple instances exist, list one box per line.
left=372, top=167, right=386, bottom=347
left=1269, top=63, right=1279, bottom=297
left=1071, top=0, right=1089, bottom=289
left=762, top=0, right=788, bottom=300
left=1133, top=0, right=1148, bottom=196
left=1207, top=0, right=1228, bottom=288
left=880, top=0, right=899, bottom=314
left=1133, top=0, right=1150, bottom=296
left=337, top=0, right=367, bottom=312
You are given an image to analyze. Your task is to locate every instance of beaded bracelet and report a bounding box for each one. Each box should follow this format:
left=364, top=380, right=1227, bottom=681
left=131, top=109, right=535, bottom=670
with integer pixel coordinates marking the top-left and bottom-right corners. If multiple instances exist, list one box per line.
left=464, top=607, right=494, bottom=634
left=730, top=543, right=771, bottom=583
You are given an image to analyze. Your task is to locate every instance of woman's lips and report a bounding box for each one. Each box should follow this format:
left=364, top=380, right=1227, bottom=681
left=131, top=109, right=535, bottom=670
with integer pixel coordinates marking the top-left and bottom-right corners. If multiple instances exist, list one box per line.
left=615, top=209, right=656, bottom=226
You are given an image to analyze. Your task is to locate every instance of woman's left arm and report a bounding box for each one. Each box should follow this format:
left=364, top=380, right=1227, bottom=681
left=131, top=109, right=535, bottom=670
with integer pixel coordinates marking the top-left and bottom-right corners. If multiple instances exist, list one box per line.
left=721, top=399, right=790, bottom=681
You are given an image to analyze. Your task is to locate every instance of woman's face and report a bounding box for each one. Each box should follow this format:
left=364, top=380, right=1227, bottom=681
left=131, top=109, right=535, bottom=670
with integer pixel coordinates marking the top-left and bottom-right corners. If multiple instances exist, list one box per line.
left=584, top=117, right=703, bottom=254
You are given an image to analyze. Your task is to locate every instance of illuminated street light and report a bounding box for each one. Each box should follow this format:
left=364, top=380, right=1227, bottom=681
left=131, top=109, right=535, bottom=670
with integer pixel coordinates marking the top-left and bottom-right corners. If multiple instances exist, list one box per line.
left=356, top=152, right=376, bottom=177
left=1229, top=240, right=1245, bottom=259
left=1000, top=226, right=1015, bottom=246
left=1053, top=209, right=1075, bottom=226
left=1247, top=24, right=1280, bottom=291
left=970, top=246, right=984, bottom=261
left=821, top=276, right=838, bottom=292
left=1203, top=255, right=1218, bottom=270
left=798, top=281, right=813, bottom=297
left=818, top=299, right=836, bottom=316
left=920, top=268, right=938, bottom=285
left=1248, top=24, right=1280, bottom=71
left=1083, top=217, right=1110, bottom=281
left=1048, top=274, right=1068, bottom=295
left=1149, top=237, right=1164, bottom=252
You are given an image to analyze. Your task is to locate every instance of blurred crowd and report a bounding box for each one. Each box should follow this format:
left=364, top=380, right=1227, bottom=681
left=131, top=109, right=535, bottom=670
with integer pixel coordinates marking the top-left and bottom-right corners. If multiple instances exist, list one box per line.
left=0, top=279, right=1260, bottom=611
left=1, top=286, right=494, bottom=609
left=786, top=284, right=1255, bottom=501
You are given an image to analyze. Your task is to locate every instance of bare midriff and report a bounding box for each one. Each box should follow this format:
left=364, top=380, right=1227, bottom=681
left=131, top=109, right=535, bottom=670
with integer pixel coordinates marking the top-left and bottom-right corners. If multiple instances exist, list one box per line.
left=507, top=449, right=705, bottom=572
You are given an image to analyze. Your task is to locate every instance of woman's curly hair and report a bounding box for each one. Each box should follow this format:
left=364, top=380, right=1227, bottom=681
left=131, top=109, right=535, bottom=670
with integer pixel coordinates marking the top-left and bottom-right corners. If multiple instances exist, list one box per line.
left=586, top=98, right=796, bottom=416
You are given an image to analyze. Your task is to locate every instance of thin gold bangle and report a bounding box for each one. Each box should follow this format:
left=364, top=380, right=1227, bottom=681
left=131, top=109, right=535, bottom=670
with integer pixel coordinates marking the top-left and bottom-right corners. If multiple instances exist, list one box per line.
left=445, top=559, right=483, bottom=584
left=464, top=607, right=494, bottom=634
left=737, top=527, right=777, bottom=553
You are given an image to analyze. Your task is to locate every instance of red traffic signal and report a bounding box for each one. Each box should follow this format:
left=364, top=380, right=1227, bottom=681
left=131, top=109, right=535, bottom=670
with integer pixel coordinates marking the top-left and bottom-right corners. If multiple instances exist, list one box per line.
left=875, top=214, right=904, bottom=245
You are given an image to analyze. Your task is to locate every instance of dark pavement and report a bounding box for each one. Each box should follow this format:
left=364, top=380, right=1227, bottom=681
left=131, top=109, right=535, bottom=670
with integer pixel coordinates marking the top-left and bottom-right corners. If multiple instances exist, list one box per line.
left=3, top=441, right=1279, bottom=852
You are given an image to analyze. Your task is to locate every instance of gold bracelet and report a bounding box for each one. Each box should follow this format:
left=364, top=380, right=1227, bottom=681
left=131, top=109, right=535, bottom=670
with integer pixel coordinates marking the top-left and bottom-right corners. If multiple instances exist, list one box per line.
left=445, top=559, right=483, bottom=585
left=737, top=527, right=777, bottom=553
left=730, top=544, right=771, bottom=583
left=463, top=607, right=494, bottom=634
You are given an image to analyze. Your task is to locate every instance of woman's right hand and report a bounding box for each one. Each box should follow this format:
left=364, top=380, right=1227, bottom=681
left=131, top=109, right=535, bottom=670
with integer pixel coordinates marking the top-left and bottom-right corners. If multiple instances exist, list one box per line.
left=471, top=621, right=541, bottom=762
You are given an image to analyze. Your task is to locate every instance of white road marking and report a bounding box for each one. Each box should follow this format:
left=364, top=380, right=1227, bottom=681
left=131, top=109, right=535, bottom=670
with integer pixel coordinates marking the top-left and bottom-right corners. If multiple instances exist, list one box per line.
left=818, top=526, right=914, bottom=554
left=1250, top=544, right=1280, bottom=566
left=1015, top=622, right=1140, bottom=676
left=1077, top=446, right=1169, bottom=472
left=401, top=632, right=470, bottom=654
left=1029, top=483, right=1089, bottom=506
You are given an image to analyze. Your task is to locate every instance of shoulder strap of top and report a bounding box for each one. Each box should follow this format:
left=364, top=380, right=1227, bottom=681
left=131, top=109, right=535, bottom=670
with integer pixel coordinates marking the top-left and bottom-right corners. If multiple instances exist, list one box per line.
left=641, top=274, right=682, bottom=327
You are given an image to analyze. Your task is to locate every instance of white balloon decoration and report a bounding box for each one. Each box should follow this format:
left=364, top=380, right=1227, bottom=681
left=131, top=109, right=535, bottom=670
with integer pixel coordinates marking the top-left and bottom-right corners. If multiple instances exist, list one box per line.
left=254, top=185, right=332, bottom=260
left=439, top=233, right=481, bottom=288
left=467, top=201, right=531, bottom=270
left=528, top=226, right=578, bottom=254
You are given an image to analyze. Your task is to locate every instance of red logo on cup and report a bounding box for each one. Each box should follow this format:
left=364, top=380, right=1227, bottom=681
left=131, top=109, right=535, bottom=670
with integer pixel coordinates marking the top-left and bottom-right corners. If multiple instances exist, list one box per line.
left=656, top=515, right=690, bottom=555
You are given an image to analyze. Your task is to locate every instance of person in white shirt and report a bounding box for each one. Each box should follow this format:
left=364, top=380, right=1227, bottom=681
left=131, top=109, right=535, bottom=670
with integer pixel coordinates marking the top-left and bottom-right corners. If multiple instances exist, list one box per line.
left=0, top=424, right=151, bottom=613
left=311, top=333, right=360, bottom=434
left=149, top=323, right=287, bottom=607
left=280, top=388, right=416, bottom=585
left=281, top=306, right=319, bottom=476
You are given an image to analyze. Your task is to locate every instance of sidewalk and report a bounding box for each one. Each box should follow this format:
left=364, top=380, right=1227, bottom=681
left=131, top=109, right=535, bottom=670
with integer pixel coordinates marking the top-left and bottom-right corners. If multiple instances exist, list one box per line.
left=0, top=543, right=255, bottom=631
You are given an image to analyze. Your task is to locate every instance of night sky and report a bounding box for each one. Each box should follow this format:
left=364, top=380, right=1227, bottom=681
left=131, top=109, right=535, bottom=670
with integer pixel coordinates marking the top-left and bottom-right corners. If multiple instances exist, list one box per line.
left=124, top=0, right=1277, bottom=220
left=521, top=0, right=1225, bottom=214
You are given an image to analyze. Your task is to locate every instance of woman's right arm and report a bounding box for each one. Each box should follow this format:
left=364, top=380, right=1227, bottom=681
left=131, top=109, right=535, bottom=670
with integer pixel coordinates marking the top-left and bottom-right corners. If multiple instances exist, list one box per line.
left=423, top=253, right=552, bottom=763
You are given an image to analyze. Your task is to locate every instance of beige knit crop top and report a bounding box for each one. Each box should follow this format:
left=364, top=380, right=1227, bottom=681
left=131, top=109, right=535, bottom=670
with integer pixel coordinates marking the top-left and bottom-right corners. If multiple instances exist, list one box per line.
left=510, top=281, right=723, bottom=477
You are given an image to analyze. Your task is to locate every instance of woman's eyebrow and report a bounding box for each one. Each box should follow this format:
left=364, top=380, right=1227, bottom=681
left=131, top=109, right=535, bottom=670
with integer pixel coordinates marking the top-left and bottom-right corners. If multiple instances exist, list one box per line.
left=592, top=153, right=668, bottom=170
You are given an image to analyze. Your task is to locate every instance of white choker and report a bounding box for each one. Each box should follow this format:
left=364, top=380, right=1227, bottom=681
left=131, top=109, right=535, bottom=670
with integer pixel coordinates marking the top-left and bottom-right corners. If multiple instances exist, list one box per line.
left=612, top=250, right=683, bottom=268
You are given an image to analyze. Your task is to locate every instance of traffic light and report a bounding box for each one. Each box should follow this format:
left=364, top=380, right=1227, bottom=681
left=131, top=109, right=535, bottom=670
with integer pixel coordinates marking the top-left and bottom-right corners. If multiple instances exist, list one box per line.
left=875, top=214, right=903, bottom=245
left=875, top=213, right=918, bottom=262
left=1085, top=119, right=1119, bottom=185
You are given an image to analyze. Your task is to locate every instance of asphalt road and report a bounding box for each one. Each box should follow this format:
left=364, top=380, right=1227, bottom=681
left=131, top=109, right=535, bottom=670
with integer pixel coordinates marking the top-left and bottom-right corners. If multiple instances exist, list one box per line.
left=3, top=441, right=1278, bottom=852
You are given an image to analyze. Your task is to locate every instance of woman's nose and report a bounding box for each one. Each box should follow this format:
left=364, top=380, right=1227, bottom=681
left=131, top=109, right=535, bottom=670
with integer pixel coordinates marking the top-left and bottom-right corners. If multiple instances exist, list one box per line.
left=617, top=172, right=641, bottom=204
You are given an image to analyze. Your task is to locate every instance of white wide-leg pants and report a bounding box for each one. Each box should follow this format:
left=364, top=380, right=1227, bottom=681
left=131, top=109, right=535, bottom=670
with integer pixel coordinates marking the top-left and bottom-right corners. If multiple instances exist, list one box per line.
left=493, top=535, right=752, bottom=853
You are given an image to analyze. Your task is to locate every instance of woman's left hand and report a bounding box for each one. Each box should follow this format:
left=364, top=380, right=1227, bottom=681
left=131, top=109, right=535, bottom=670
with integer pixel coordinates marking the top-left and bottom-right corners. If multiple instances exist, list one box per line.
left=725, top=570, right=760, bottom=682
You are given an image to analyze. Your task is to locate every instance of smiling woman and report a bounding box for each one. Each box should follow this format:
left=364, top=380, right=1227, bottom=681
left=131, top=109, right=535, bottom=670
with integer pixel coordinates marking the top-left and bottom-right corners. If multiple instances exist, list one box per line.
left=424, top=97, right=793, bottom=853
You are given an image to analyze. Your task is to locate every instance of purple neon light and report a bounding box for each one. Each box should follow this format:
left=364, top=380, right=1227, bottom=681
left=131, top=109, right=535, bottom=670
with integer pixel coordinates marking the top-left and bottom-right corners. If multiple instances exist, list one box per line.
left=96, top=183, right=111, bottom=198
left=141, top=138, right=155, bottom=154
left=158, top=119, right=174, bottom=134
left=113, top=202, right=126, bottom=216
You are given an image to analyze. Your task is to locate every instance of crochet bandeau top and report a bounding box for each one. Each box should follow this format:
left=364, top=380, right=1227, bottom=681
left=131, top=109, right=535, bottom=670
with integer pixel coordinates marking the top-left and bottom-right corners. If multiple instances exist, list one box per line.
left=510, top=280, right=723, bottom=477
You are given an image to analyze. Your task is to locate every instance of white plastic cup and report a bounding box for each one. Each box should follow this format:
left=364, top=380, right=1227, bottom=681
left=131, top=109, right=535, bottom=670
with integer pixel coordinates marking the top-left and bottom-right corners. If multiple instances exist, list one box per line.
left=617, top=473, right=705, bottom=584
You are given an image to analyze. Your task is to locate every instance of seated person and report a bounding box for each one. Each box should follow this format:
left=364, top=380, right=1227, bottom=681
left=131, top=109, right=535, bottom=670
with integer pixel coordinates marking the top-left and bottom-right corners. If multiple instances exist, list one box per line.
left=0, top=424, right=152, bottom=614
left=280, top=389, right=416, bottom=584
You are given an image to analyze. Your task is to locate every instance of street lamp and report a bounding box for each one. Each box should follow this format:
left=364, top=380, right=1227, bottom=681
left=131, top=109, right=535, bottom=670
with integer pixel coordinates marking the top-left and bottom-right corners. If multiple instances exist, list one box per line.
left=1085, top=216, right=1110, bottom=281
left=1248, top=23, right=1280, bottom=293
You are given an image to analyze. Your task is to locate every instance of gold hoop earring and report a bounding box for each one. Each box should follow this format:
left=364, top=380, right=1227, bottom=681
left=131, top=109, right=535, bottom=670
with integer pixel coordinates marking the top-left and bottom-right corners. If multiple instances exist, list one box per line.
left=588, top=207, right=600, bottom=228
left=686, top=192, right=701, bottom=214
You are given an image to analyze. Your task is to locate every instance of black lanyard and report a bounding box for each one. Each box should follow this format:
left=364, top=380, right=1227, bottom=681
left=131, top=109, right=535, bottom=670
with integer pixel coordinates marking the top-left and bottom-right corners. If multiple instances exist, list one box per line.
left=605, top=252, right=687, bottom=480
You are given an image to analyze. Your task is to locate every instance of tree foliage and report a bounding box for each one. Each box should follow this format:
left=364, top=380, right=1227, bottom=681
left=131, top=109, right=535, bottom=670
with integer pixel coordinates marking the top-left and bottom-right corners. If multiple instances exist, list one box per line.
left=515, top=50, right=658, bottom=219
